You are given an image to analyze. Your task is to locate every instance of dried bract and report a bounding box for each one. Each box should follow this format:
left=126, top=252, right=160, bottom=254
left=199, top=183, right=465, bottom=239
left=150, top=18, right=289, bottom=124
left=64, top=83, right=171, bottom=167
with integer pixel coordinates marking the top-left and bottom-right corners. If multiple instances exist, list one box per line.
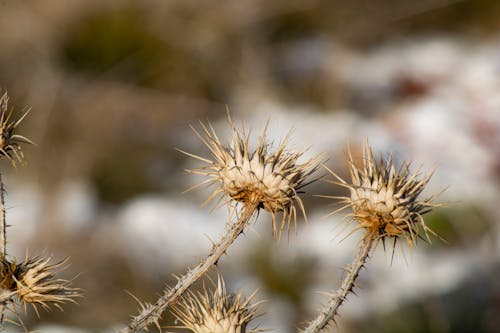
left=182, top=116, right=320, bottom=238
left=0, top=91, right=34, bottom=166
left=0, top=259, right=18, bottom=299
left=327, top=142, right=439, bottom=248
left=171, top=276, right=262, bottom=333
left=0, top=256, right=80, bottom=315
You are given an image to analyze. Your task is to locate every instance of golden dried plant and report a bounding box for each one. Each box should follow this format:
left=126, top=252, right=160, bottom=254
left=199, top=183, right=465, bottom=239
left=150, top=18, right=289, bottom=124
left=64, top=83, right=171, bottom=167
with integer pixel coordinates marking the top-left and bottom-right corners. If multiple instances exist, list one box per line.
left=325, top=141, right=440, bottom=249
left=171, top=275, right=262, bottom=333
left=122, top=115, right=319, bottom=333
left=181, top=115, right=320, bottom=238
left=304, top=141, right=441, bottom=333
left=0, top=92, right=34, bottom=166
left=0, top=255, right=80, bottom=316
left=0, top=91, right=80, bottom=329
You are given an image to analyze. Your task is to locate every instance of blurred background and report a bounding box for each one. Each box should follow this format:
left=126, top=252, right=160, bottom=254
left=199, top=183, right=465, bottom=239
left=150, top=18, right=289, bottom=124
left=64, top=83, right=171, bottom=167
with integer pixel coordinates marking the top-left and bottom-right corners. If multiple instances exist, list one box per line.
left=0, top=0, right=499, bottom=332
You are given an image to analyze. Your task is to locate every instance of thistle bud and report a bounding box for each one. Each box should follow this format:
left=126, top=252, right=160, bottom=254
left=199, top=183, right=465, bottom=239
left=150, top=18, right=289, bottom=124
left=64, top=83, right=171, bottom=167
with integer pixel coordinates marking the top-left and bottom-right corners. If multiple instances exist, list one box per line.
left=182, top=115, right=320, bottom=238
left=328, top=142, right=439, bottom=248
left=171, top=276, right=262, bottom=333
left=0, top=91, right=34, bottom=166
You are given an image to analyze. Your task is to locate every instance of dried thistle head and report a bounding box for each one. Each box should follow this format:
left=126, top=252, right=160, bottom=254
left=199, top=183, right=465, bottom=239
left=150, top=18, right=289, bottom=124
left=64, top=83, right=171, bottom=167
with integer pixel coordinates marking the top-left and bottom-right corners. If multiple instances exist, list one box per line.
left=326, top=141, right=439, bottom=248
left=171, top=276, right=262, bottom=333
left=0, top=91, right=34, bottom=166
left=182, top=115, right=320, bottom=238
left=5, top=255, right=80, bottom=315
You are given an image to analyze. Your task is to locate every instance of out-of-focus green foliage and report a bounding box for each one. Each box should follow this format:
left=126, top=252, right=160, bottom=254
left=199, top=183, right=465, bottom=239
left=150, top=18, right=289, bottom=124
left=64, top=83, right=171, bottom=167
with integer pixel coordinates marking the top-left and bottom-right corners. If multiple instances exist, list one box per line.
left=62, top=8, right=166, bottom=85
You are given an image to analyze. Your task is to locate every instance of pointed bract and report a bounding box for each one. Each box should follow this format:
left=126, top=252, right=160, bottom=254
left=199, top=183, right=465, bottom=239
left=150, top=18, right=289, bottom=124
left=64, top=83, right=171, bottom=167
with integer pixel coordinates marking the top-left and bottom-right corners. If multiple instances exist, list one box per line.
left=182, top=115, right=320, bottom=238
left=0, top=255, right=80, bottom=315
left=326, top=142, right=439, bottom=249
left=171, top=275, right=263, bottom=333
left=0, top=91, right=34, bottom=166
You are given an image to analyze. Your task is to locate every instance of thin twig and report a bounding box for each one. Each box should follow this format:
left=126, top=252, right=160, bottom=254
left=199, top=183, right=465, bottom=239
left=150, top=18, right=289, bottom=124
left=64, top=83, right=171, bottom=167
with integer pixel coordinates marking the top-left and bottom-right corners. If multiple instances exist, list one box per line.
left=120, top=202, right=258, bottom=333
left=0, top=173, right=6, bottom=261
left=0, top=173, right=6, bottom=325
left=302, top=233, right=375, bottom=333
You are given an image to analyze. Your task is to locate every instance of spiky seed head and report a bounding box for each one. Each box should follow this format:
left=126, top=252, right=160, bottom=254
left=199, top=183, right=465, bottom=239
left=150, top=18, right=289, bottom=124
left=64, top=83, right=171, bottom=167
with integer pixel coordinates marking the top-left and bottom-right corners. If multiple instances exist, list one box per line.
left=171, top=276, right=262, bottom=333
left=0, top=91, right=34, bottom=166
left=182, top=115, right=320, bottom=238
left=327, top=141, right=439, bottom=248
left=8, top=256, right=80, bottom=314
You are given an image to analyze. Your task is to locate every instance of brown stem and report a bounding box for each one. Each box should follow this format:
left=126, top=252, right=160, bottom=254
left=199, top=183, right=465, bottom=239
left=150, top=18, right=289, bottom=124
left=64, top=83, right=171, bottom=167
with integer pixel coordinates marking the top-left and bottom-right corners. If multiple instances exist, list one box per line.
left=0, top=173, right=6, bottom=326
left=120, top=203, right=258, bottom=333
left=0, top=173, right=6, bottom=260
left=302, top=233, right=375, bottom=333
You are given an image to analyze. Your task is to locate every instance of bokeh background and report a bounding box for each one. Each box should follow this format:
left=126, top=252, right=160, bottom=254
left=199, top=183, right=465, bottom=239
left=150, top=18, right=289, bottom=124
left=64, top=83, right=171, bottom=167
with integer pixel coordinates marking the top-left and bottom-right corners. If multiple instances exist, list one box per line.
left=0, top=0, right=499, bottom=332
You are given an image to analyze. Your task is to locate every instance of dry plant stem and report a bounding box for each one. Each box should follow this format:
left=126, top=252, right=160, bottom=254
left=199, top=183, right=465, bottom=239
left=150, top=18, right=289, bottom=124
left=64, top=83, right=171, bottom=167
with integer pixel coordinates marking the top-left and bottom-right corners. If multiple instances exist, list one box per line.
left=303, top=234, right=375, bottom=333
left=121, top=202, right=258, bottom=333
left=0, top=173, right=6, bottom=260
left=0, top=173, right=6, bottom=325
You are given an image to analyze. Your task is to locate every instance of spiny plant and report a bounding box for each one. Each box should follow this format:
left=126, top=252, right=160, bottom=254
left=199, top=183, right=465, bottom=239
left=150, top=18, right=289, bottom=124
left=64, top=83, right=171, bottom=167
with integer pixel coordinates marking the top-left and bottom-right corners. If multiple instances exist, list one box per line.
left=0, top=91, right=79, bottom=330
left=0, top=91, right=34, bottom=168
left=170, top=275, right=263, bottom=333
left=0, top=93, right=443, bottom=332
left=121, top=115, right=321, bottom=332
left=182, top=115, right=320, bottom=238
left=117, top=114, right=442, bottom=333
left=302, top=141, right=441, bottom=333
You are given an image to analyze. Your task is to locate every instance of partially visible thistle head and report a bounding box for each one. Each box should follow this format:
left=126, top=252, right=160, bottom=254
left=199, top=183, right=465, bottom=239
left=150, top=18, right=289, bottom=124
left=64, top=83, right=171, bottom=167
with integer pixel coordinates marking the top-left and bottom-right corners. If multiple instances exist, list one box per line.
left=171, top=276, right=262, bottom=333
left=0, top=255, right=80, bottom=315
left=181, top=114, right=320, bottom=238
left=326, top=141, right=439, bottom=249
left=0, top=91, right=34, bottom=166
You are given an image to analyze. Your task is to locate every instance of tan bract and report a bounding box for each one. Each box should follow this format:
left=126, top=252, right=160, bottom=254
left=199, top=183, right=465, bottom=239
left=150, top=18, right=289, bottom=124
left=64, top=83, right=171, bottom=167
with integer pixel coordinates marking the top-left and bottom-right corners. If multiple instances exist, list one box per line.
left=0, top=259, right=19, bottom=296
left=182, top=116, right=320, bottom=238
left=171, top=276, right=261, bottom=333
left=327, top=142, right=438, bottom=248
left=0, top=91, right=34, bottom=166
left=1, top=256, right=80, bottom=315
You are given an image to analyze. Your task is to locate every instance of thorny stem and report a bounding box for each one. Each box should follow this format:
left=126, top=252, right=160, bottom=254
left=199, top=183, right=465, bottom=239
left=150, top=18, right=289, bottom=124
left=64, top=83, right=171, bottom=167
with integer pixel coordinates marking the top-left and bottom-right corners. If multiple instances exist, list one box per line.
left=0, top=173, right=6, bottom=261
left=0, top=173, right=6, bottom=325
left=120, top=202, right=259, bottom=333
left=302, top=233, right=375, bottom=333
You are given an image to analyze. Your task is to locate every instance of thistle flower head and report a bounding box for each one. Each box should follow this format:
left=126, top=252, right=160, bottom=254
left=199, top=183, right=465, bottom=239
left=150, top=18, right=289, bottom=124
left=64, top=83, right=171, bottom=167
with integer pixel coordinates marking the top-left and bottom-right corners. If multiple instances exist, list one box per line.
left=182, top=115, right=320, bottom=238
left=328, top=141, right=439, bottom=248
left=0, top=91, right=34, bottom=166
left=171, top=276, right=262, bottom=333
left=0, top=255, right=80, bottom=315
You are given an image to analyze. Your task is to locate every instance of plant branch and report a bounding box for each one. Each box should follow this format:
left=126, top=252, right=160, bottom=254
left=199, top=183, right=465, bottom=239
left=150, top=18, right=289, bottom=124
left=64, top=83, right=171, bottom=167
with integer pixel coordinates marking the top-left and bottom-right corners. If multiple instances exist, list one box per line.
left=120, top=202, right=258, bottom=333
left=302, top=233, right=375, bottom=333
left=0, top=173, right=6, bottom=261
left=0, top=173, right=6, bottom=325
